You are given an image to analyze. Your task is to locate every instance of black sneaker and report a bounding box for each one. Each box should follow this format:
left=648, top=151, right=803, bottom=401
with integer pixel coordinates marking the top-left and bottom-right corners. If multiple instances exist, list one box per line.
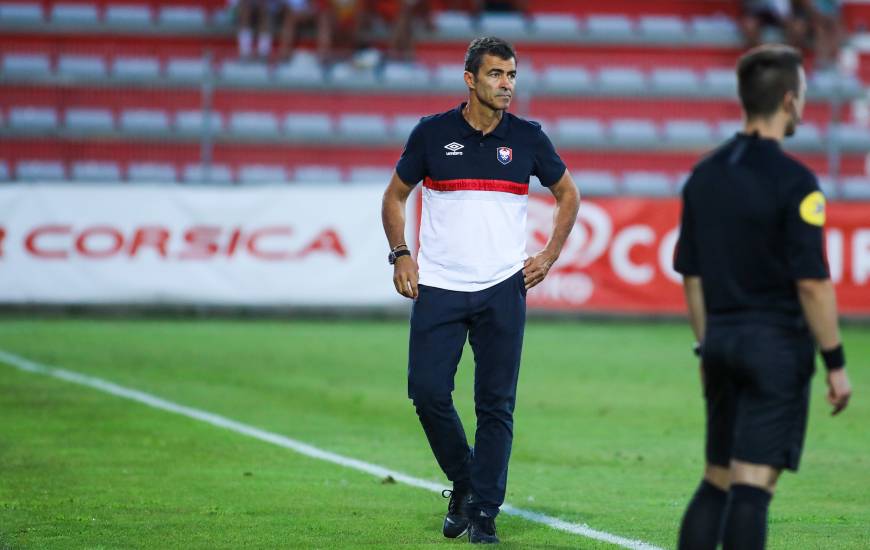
left=441, top=489, right=471, bottom=538
left=468, top=510, right=499, bottom=544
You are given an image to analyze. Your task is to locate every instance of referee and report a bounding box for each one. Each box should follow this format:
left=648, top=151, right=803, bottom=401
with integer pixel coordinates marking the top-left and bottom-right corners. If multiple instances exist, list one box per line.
left=381, top=37, right=580, bottom=544
left=674, top=45, right=853, bottom=550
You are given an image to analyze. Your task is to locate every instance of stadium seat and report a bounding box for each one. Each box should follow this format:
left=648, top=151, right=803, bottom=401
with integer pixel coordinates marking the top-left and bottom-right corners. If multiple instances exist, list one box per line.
left=703, top=68, right=738, bottom=95
left=541, top=66, right=593, bottom=93
left=382, top=62, right=431, bottom=89
left=330, top=62, right=378, bottom=87
left=0, top=2, right=42, bottom=24
left=51, top=3, right=98, bottom=25
left=609, top=119, right=659, bottom=146
left=292, top=165, right=344, bottom=184
left=555, top=118, right=605, bottom=146
left=715, top=120, right=743, bottom=141
left=689, top=15, right=740, bottom=44
left=120, top=109, right=170, bottom=133
left=530, top=13, right=581, bottom=37
left=183, top=163, right=234, bottom=185
left=597, top=67, right=646, bottom=94
left=574, top=170, right=618, bottom=196
left=338, top=114, right=388, bottom=142
left=663, top=120, right=714, bottom=145
left=284, top=113, right=332, bottom=139
left=0, top=160, right=8, bottom=181
left=238, top=164, right=288, bottom=184
left=585, top=14, right=634, bottom=40
left=220, top=60, right=270, bottom=85
left=166, top=57, right=210, bottom=82
left=650, top=68, right=700, bottom=95
left=638, top=16, right=687, bottom=41
left=841, top=177, right=870, bottom=200
left=817, top=176, right=836, bottom=198
left=434, top=11, right=474, bottom=38
left=434, top=64, right=466, bottom=91
left=275, top=52, right=324, bottom=85
left=2, top=53, right=51, bottom=78
left=229, top=112, right=280, bottom=137
left=833, top=124, right=870, bottom=150
left=158, top=6, right=205, bottom=27
left=127, top=162, right=177, bottom=183
left=347, top=166, right=393, bottom=184
left=112, top=56, right=161, bottom=80
left=71, top=161, right=121, bottom=182
left=622, top=171, right=674, bottom=196
left=790, top=121, right=823, bottom=148
left=175, top=110, right=224, bottom=134
left=392, top=114, right=423, bottom=140
left=480, top=12, right=528, bottom=38
left=58, top=55, right=107, bottom=79
left=9, top=106, right=58, bottom=130
left=15, top=160, right=66, bottom=181
left=104, top=4, right=151, bottom=26
left=65, top=108, right=114, bottom=132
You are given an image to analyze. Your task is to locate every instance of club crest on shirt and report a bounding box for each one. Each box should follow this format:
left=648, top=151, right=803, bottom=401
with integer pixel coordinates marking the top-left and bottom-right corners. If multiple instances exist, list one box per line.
left=799, top=191, right=826, bottom=227
left=497, top=147, right=512, bottom=165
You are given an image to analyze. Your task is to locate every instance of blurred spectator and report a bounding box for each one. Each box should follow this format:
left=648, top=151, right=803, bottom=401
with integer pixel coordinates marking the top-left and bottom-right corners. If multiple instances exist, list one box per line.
left=278, top=0, right=327, bottom=60
left=802, top=0, right=844, bottom=68
left=231, top=0, right=281, bottom=59
left=367, top=0, right=434, bottom=61
left=740, top=0, right=809, bottom=49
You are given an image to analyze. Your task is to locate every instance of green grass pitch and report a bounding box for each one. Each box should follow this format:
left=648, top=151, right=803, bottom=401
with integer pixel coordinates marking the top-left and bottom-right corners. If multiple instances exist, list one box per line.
left=0, top=319, right=867, bottom=549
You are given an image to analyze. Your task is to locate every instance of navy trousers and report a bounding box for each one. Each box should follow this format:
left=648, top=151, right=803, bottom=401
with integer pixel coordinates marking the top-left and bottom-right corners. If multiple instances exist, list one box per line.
left=407, top=269, right=526, bottom=517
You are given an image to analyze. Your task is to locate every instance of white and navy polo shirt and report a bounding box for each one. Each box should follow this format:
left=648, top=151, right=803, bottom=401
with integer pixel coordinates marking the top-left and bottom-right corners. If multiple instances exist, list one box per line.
left=396, top=102, right=567, bottom=292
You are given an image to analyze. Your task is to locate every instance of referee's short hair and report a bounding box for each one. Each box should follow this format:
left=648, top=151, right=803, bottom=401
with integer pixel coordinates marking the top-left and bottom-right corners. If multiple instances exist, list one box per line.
left=737, top=44, right=803, bottom=119
left=464, top=37, right=517, bottom=76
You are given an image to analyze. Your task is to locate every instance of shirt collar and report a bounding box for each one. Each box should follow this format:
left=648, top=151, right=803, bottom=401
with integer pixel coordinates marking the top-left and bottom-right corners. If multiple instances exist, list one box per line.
left=455, top=102, right=510, bottom=139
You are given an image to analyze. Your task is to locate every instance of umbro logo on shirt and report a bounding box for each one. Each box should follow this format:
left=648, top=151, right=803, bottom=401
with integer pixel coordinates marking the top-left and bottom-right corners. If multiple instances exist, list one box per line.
left=444, top=142, right=464, bottom=156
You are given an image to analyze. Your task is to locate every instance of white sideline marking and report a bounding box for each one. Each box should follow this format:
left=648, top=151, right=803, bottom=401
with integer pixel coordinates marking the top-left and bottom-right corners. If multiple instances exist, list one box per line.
left=0, top=349, right=663, bottom=550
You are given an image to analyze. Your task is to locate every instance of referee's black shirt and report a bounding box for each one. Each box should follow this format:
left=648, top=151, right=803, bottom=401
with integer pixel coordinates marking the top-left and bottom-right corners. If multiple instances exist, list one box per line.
left=674, top=132, right=829, bottom=320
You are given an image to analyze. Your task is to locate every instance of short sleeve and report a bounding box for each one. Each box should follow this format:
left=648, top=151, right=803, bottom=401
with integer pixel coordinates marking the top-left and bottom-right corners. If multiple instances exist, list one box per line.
left=532, top=128, right=567, bottom=187
left=785, top=174, right=829, bottom=279
left=674, top=177, right=700, bottom=276
left=395, top=120, right=427, bottom=186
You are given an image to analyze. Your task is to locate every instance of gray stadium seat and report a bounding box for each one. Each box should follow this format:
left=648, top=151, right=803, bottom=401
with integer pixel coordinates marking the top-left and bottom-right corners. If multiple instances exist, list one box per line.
left=0, top=160, right=8, bottom=181
left=166, top=57, right=210, bottom=82
left=183, top=163, right=234, bottom=185
left=347, top=166, right=393, bottom=184
left=689, top=15, right=739, bottom=44
left=638, top=15, right=686, bottom=40
left=16, top=160, right=65, bottom=181
left=817, top=176, right=836, bottom=199
left=51, top=3, right=98, bottom=25
left=283, top=113, right=332, bottom=139
left=609, top=119, right=659, bottom=145
left=238, top=164, right=288, bottom=184
left=575, top=170, right=618, bottom=196
left=715, top=120, right=743, bottom=141
left=127, top=162, right=177, bottom=183
left=650, top=68, right=700, bottom=94
left=274, top=52, right=324, bottom=85
left=9, top=106, right=58, bottom=130
left=789, top=121, right=822, bottom=148
left=0, top=2, right=43, bottom=24
left=112, top=56, right=161, bottom=80
left=585, top=14, right=634, bottom=39
left=120, top=109, right=170, bottom=133
left=105, top=4, right=151, bottom=26
left=175, top=110, right=224, bottom=134
left=676, top=172, right=692, bottom=193
left=480, top=12, right=527, bottom=37
left=832, top=124, right=870, bottom=150
left=229, top=111, right=279, bottom=137
left=58, top=54, right=107, bottom=79
left=541, top=66, right=592, bottom=93
left=663, top=120, right=713, bottom=144
left=2, top=53, right=51, bottom=78
left=434, top=64, right=466, bottom=91
left=220, top=60, right=270, bottom=85
left=330, top=61, right=378, bottom=87
left=211, top=6, right=233, bottom=27
left=292, top=165, right=344, bottom=184
left=622, top=171, right=674, bottom=196
left=555, top=118, right=605, bottom=145
left=338, top=114, right=388, bottom=141
left=65, top=108, right=114, bottom=132
left=71, top=161, right=121, bottom=182
left=434, top=11, right=474, bottom=38
left=597, top=67, right=646, bottom=94
left=840, top=177, right=870, bottom=199
left=382, top=62, right=431, bottom=89
left=159, top=6, right=205, bottom=27
left=704, top=68, right=738, bottom=96
left=392, top=114, right=422, bottom=140
left=530, top=13, right=580, bottom=37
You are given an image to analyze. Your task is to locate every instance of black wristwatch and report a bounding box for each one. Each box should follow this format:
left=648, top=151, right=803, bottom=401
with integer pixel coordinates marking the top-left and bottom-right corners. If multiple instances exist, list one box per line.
left=388, top=248, right=411, bottom=265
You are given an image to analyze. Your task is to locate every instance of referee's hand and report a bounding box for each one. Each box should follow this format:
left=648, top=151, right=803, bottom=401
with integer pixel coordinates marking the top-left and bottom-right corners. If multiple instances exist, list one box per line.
left=393, top=255, right=419, bottom=299
left=826, top=369, right=852, bottom=416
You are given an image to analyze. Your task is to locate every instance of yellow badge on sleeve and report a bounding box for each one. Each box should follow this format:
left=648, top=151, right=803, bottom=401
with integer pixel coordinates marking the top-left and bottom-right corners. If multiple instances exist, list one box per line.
left=799, top=191, right=826, bottom=226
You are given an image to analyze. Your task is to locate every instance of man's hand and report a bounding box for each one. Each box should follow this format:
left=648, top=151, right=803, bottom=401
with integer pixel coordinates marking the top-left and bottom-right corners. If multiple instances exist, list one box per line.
left=393, top=255, right=419, bottom=299
left=826, top=368, right=852, bottom=416
left=523, top=251, right=556, bottom=290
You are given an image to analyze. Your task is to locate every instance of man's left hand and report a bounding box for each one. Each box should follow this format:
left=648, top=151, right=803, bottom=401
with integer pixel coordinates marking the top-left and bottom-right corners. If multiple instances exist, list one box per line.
left=523, top=251, right=557, bottom=290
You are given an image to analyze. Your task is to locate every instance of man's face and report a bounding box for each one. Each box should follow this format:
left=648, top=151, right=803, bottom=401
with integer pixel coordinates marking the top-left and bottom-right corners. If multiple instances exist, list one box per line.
left=785, top=66, right=807, bottom=137
left=467, top=54, right=516, bottom=111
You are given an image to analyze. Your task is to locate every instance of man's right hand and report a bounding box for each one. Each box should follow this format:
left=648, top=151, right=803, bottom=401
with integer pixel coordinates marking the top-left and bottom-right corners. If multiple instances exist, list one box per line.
left=826, top=368, right=852, bottom=416
left=392, top=256, right=419, bottom=299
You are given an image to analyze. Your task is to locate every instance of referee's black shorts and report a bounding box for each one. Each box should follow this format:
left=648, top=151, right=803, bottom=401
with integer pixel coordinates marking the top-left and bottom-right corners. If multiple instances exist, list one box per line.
left=702, top=314, right=816, bottom=472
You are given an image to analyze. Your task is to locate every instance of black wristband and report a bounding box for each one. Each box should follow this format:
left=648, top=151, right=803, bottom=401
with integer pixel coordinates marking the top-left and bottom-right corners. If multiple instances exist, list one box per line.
left=388, top=248, right=411, bottom=265
left=821, top=344, right=845, bottom=371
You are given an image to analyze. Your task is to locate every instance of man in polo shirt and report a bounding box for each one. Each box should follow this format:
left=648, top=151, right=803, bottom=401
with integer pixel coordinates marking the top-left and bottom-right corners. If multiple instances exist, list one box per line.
left=381, top=36, right=580, bottom=544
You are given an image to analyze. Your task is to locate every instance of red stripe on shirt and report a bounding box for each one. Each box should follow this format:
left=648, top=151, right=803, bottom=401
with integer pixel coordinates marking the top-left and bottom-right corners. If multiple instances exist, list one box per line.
left=423, top=177, right=529, bottom=195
